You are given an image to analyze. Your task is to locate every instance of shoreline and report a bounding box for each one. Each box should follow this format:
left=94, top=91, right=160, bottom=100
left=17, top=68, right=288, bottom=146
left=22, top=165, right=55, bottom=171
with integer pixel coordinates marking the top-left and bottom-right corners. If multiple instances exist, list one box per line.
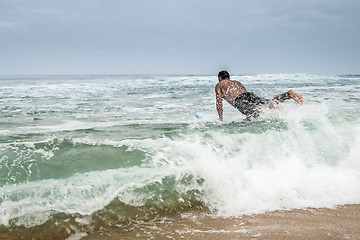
left=2, top=204, right=360, bottom=240
left=85, top=204, right=360, bottom=240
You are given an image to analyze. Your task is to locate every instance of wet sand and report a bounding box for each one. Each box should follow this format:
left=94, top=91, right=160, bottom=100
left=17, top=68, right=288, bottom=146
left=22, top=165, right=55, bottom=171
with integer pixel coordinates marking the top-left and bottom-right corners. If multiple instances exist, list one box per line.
left=85, top=204, right=360, bottom=240
left=2, top=204, right=360, bottom=240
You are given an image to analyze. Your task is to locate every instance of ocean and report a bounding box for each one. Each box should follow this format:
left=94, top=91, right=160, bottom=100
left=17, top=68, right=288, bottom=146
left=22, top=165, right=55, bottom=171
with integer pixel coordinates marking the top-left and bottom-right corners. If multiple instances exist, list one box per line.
left=0, top=74, right=359, bottom=239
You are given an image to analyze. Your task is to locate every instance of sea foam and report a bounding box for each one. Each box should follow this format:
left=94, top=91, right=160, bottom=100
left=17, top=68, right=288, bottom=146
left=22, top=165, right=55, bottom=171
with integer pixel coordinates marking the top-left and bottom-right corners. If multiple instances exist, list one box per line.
left=0, top=74, right=359, bottom=228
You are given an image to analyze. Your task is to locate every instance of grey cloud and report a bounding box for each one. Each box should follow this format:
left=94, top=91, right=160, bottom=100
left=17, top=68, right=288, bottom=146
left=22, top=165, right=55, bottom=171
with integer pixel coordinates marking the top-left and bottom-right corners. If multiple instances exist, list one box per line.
left=0, top=0, right=359, bottom=75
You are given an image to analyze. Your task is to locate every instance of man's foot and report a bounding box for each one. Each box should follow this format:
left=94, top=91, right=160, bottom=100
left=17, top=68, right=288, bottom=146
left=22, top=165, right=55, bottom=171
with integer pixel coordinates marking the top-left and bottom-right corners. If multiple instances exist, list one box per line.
left=288, top=90, right=303, bottom=105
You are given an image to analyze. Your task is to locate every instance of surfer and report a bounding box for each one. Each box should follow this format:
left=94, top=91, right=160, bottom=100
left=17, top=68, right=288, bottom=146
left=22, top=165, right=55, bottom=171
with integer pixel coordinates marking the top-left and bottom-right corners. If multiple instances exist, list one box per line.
left=215, top=70, right=303, bottom=121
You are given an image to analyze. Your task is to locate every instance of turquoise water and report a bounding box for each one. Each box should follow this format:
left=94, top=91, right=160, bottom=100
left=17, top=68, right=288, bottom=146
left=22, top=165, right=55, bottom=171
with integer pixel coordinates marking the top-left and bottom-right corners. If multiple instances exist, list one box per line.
left=0, top=74, right=360, bottom=230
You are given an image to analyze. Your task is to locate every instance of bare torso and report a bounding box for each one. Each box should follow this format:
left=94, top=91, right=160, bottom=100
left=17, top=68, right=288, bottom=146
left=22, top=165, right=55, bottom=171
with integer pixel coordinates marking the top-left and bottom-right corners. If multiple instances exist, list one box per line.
left=215, top=76, right=303, bottom=121
left=215, top=79, right=247, bottom=106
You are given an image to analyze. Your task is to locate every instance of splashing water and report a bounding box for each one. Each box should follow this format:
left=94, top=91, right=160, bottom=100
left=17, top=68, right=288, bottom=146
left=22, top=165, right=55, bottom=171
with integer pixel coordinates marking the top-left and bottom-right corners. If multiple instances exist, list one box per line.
left=0, top=74, right=359, bottom=229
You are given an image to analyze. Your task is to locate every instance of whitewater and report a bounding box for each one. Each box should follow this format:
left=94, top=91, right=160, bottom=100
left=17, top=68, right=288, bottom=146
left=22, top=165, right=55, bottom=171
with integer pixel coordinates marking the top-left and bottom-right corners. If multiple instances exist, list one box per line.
left=0, top=74, right=359, bottom=232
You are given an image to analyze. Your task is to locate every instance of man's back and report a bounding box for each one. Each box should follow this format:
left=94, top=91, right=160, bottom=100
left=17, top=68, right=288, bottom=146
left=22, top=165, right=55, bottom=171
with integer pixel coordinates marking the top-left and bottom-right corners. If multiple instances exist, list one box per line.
left=215, top=79, right=247, bottom=106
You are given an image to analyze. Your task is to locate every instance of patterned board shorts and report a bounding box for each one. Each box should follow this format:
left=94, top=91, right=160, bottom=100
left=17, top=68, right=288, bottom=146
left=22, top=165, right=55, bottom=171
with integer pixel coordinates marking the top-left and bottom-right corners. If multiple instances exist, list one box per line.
left=233, top=92, right=268, bottom=116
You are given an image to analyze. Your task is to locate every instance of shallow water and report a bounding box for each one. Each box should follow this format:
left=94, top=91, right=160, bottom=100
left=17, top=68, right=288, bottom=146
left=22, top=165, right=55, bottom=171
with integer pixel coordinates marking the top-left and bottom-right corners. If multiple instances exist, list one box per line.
left=0, top=74, right=359, bottom=236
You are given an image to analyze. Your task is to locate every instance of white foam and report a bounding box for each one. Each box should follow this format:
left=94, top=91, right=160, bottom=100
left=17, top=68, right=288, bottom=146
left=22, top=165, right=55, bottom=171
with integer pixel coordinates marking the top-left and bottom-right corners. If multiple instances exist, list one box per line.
left=115, top=102, right=360, bottom=216
left=0, top=165, right=171, bottom=227
left=65, top=225, right=88, bottom=240
left=1, top=74, right=359, bottom=227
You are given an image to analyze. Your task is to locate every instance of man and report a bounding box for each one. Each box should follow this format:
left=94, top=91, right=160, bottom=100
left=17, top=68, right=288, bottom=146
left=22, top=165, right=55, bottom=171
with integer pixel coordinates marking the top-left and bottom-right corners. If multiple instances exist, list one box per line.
left=215, top=70, right=303, bottom=121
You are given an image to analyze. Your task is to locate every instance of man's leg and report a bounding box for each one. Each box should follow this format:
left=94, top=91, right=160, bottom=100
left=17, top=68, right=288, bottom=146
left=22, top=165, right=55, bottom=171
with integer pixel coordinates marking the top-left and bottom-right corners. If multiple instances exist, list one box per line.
left=273, top=90, right=303, bottom=105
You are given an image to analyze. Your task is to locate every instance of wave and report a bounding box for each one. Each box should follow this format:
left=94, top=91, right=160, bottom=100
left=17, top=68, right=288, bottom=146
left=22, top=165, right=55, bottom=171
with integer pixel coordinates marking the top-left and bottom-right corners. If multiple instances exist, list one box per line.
left=1, top=108, right=360, bottom=227
left=1, top=74, right=360, bottom=229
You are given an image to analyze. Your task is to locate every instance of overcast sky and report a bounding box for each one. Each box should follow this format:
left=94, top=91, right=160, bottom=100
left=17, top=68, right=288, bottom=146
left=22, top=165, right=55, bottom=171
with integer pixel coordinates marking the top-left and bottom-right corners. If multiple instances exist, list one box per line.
left=1, top=0, right=359, bottom=75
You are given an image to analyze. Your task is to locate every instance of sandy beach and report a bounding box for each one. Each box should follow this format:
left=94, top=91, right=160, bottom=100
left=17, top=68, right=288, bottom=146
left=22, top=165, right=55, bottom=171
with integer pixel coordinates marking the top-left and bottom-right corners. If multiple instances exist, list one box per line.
left=85, top=204, right=360, bottom=240
left=1, top=204, right=359, bottom=240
